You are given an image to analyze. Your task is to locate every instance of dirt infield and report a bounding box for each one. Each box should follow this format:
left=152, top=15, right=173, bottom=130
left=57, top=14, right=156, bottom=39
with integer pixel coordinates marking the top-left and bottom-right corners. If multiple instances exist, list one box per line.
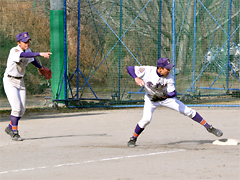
left=0, top=107, right=239, bottom=180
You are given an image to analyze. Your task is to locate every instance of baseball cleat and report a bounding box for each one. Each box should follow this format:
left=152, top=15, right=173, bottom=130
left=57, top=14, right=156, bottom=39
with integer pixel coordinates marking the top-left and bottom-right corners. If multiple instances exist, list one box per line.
left=127, top=137, right=137, bottom=147
left=5, top=126, right=13, bottom=137
left=207, top=126, right=223, bottom=137
left=12, top=130, right=23, bottom=141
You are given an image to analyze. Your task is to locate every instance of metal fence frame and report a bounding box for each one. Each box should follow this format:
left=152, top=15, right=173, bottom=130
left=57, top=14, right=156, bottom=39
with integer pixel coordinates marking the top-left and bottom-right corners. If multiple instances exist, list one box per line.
left=53, top=0, right=240, bottom=108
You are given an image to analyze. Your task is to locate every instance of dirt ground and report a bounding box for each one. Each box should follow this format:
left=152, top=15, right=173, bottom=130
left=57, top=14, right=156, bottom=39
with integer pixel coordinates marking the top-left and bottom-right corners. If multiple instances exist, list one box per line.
left=0, top=107, right=239, bottom=180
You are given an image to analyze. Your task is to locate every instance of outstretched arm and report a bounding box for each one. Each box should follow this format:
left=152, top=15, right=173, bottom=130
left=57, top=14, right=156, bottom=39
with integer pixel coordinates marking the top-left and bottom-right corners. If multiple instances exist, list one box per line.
left=20, top=52, right=52, bottom=58
left=20, top=52, right=52, bottom=79
left=20, top=52, right=52, bottom=68
left=20, top=52, right=40, bottom=58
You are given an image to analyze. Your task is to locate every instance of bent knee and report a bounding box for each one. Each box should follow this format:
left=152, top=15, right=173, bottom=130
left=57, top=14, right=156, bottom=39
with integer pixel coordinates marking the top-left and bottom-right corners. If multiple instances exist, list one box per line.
left=11, top=108, right=25, bottom=117
left=183, top=108, right=196, bottom=118
left=138, top=118, right=151, bottom=128
left=19, top=108, right=25, bottom=117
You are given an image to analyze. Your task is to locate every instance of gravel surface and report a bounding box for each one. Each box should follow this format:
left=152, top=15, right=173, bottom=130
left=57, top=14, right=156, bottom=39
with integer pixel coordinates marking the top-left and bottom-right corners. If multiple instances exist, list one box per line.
left=0, top=107, right=239, bottom=180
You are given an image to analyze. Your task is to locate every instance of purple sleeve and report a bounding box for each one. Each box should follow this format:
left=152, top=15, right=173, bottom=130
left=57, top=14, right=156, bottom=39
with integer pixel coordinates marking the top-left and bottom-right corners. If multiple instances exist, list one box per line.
left=167, top=90, right=177, bottom=98
left=31, top=58, right=42, bottom=68
left=20, top=52, right=40, bottom=58
left=127, top=66, right=137, bottom=79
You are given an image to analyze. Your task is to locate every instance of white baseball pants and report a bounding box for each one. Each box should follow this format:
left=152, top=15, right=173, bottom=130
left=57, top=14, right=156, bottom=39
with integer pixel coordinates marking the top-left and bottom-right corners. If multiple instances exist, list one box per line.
left=138, top=95, right=196, bottom=128
left=3, top=74, right=26, bottom=117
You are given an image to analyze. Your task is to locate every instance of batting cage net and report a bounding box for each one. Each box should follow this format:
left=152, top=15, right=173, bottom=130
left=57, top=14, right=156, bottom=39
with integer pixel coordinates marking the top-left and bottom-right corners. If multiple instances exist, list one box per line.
left=0, top=0, right=239, bottom=109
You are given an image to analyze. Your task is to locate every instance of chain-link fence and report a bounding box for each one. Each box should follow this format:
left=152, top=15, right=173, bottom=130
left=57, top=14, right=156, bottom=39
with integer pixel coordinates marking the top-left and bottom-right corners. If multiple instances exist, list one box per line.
left=1, top=0, right=239, bottom=110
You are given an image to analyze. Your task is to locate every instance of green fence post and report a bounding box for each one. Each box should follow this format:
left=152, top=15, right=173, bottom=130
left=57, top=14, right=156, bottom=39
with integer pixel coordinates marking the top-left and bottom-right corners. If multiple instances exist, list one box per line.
left=50, top=0, right=67, bottom=102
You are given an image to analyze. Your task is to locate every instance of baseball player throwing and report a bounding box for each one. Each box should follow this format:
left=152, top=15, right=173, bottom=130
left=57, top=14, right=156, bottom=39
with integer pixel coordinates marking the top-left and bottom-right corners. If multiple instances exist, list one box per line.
left=126, top=57, right=223, bottom=147
left=3, top=32, right=52, bottom=141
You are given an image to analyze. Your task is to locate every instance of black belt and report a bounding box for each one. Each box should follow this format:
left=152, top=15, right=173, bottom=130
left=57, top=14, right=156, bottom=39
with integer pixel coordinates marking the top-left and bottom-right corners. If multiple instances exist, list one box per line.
left=7, top=75, right=22, bottom=79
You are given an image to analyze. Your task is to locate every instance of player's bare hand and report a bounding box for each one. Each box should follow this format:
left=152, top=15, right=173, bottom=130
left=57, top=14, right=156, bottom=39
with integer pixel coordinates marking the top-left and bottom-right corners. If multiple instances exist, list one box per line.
left=135, top=77, right=145, bottom=87
left=40, top=52, right=52, bottom=59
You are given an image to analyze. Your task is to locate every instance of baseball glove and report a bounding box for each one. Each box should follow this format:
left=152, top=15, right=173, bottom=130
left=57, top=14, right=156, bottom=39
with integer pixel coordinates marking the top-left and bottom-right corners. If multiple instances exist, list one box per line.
left=38, top=66, right=52, bottom=80
left=147, top=84, right=168, bottom=102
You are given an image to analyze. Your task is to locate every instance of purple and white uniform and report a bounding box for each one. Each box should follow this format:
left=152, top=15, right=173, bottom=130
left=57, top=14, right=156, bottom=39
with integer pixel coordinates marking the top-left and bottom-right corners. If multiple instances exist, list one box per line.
left=126, top=58, right=217, bottom=146
left=3, top=32, right=52, bottom=141
left=3, top=45, right=41, bottom=117
left=132, top=65, right=196, bottom=128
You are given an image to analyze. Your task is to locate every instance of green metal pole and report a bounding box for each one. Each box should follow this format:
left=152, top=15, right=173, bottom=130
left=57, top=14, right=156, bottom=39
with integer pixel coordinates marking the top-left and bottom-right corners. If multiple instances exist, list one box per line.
left=118, top=0, right=123, bottom=100
left=50, top=0, right=66, bottom=101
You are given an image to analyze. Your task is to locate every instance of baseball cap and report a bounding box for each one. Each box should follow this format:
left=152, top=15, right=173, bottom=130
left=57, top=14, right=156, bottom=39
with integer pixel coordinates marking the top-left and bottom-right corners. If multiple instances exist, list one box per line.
left=16, top=32, right=31, bottom=42
left=157, top=58, right=174, bottom=69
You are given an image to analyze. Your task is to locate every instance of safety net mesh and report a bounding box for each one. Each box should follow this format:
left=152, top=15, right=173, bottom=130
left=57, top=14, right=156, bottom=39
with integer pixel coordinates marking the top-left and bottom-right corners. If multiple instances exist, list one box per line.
left=0, top=0, right=239, bottom=109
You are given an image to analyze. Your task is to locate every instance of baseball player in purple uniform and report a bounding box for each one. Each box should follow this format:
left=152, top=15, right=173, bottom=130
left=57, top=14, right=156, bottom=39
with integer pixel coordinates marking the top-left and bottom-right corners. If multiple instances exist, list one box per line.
left=3, top=32, right=52, bottom=141
left=126, top=57, right=223, bottom=147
